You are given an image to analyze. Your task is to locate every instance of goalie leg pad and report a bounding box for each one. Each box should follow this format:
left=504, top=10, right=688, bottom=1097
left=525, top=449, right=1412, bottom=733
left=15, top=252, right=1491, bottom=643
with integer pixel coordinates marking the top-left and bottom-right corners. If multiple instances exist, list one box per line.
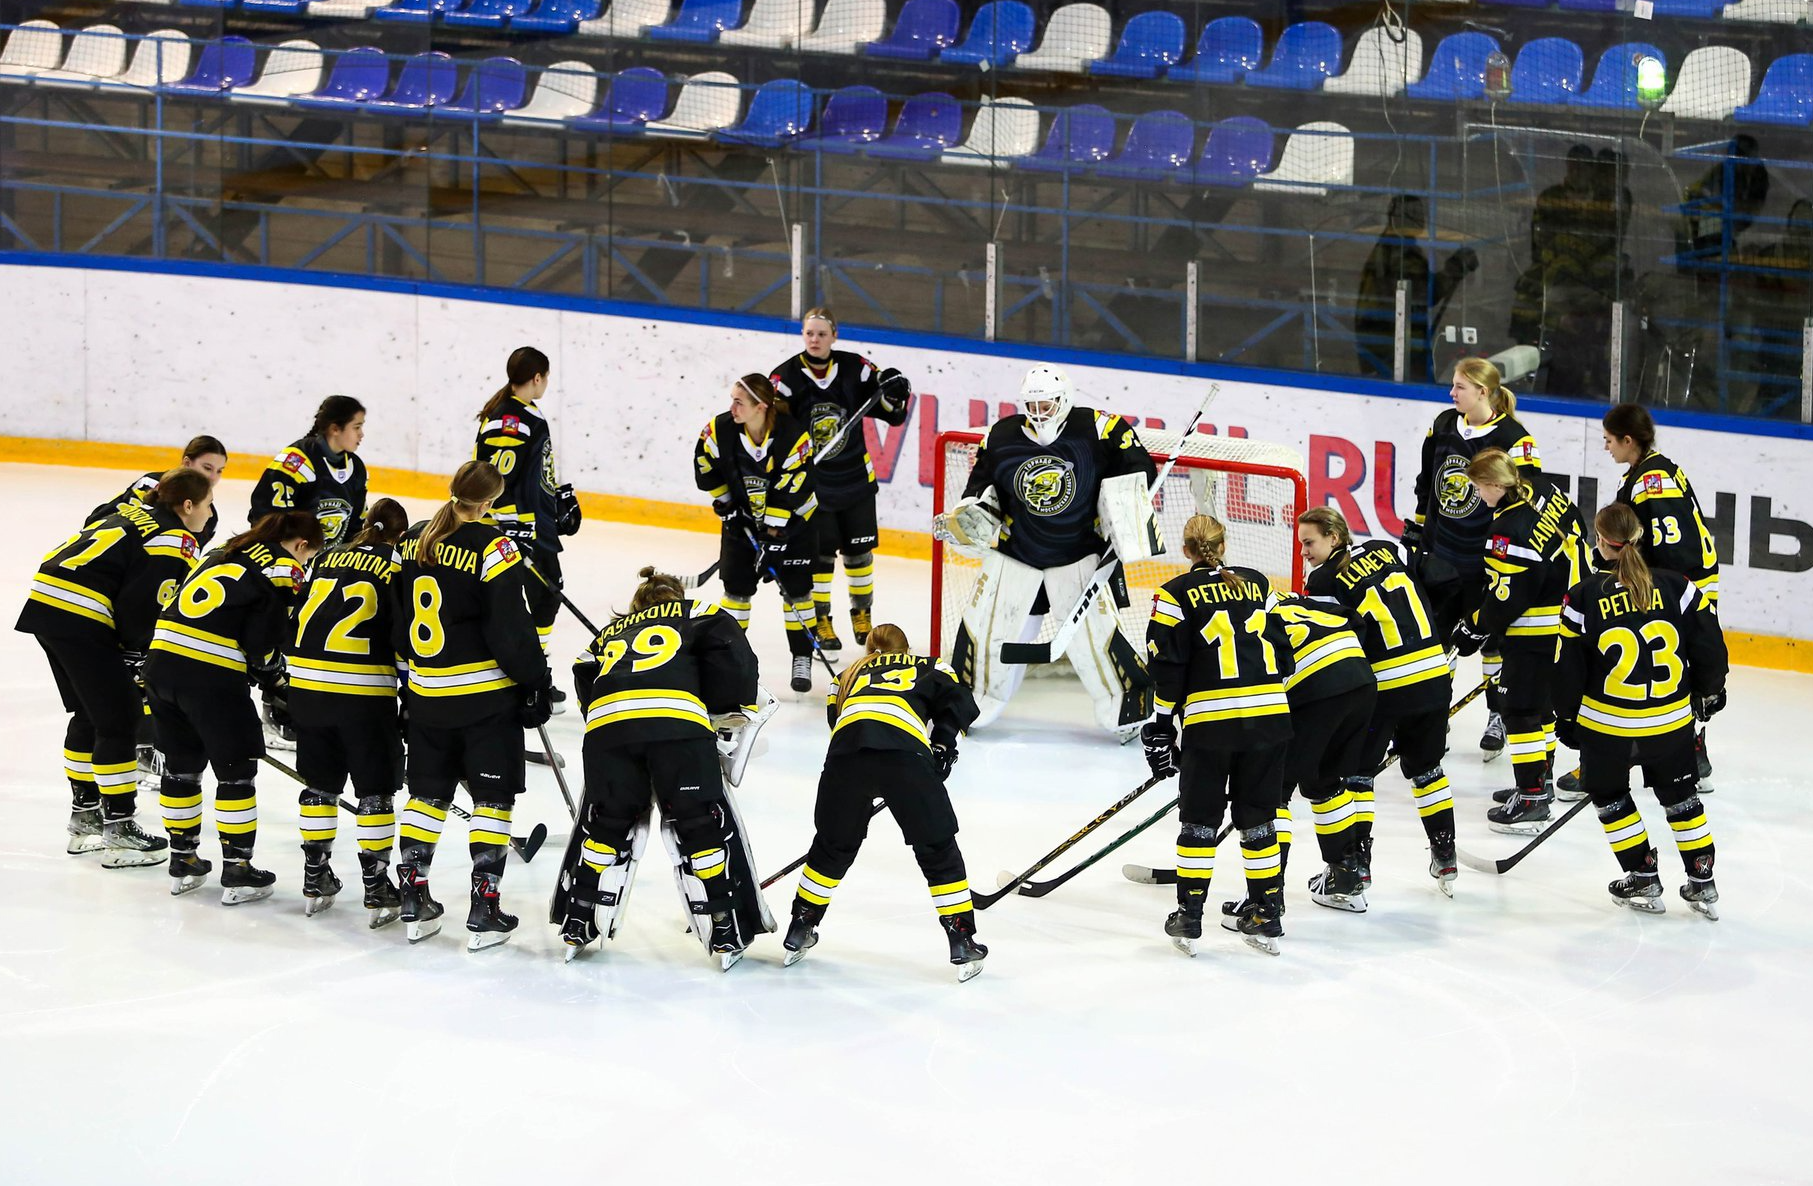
left=1097, top=471, right=1162, bottom=564
left=714, top=684, right=778, bottom=789
left=655, top=739, right=775, bottom=951
left=955, top=549, right=1044, bottom=729
left=547, top=809, right=652, bottom=941
left=1044, top=553, right=1151, bottom=733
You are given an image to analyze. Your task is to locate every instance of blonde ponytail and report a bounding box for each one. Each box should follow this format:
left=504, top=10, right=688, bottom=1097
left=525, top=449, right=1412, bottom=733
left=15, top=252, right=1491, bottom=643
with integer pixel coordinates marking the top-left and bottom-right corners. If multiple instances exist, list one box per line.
left=419, top=460, right=504, bottom=568
left=1182, top=514, right=1246, bottom=592
left=1595, top=503, right=1654, bottom=611
left=833, top=623, right=911, bottom=713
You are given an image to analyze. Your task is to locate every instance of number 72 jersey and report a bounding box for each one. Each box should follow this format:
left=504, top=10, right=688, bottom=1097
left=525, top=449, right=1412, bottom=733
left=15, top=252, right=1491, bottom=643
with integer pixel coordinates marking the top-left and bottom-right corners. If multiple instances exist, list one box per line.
left=286, top=541, right=402, bottom=718
left=1554, top=570, right=1727, bottom=740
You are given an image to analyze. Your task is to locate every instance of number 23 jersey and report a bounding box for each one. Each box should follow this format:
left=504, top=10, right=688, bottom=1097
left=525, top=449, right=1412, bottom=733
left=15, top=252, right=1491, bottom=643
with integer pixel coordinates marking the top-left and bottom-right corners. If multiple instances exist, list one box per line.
left=572, top=598, right=759, bottom=748
left=1554, top=569, right=1727, bottom=740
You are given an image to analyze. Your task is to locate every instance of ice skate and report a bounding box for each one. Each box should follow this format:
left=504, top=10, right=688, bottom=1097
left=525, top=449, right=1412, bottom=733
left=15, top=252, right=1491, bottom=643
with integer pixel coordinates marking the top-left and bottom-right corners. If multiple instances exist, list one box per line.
left=302, top=861, right=341, bottom=917
left=560, top=908, right=599, bottom=963
left=813, top=614, right=843, bottom=654
left=549, top=686, right=568, bottom=716
left=1554, top=769, right=1586, bottom=802
left=65, top=807, right=105, bottom=855
left=362, top=868, right=401, bottom=930
left=398, top=863, right=443, bottom=943
left=220, top=860, right=275, bottom=906
left=1218, top=896, right=1250, bottom=933
left=465, top=872, right=518, bottom=952
left=100, top=817, right=168, bottom=869
left=1495, top=775, right=1557, bottom=805
left=782, top=903, right=822, bottom=967
left=1357, top=837, right=1373, bottom=888
left=169, top=851, right=212, bottom=896
left=1487, top=789, right=1552, bottom=835
left=1609, top=870, right=1664, bottom=914
left=1235, top=896, right=1284, bottom=956
left=1167, top=906, right=1204, bottom=954
left=1308, top=858, right=1368, bottom=913
left=1428, top=832, right=1458, bottom=898
left=1680, top=878, right=1720, bottom=921
left=850, top=606, right=872, bottom=646
left=1480, top=712, right=1506, bottom=761
left=708, top=912, right=746, bottom=972
left=790, top=654, right=812, bottom=694
left=940, top=913, right=987, bottom=982
left=1694, top=729, right=1713, bottom=793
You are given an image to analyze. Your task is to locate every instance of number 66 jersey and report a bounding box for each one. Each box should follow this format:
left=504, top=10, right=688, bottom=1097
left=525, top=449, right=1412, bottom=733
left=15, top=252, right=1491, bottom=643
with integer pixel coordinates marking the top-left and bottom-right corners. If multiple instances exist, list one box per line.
left=572, top=599, right=759, bottom=748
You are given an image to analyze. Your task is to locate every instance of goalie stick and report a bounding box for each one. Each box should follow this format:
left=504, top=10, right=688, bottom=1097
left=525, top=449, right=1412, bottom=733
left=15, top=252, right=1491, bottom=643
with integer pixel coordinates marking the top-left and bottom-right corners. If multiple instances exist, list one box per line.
left=998, top=382, right=1220, bottom=667
left=1456, top=774, right=1589, bottom=875
left=972, top=773, right=1168, bottom=909
left=758, top=798, right=887, bottom=889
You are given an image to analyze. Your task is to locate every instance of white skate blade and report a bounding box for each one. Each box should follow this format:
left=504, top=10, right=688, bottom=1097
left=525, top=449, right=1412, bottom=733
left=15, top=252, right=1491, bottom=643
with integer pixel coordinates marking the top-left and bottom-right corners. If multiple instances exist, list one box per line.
left=955, top=956, right=985, bottom=983
left=1171, top=936, right=1198, bottom=957
left=1243, top=932, right=1282, bottom=956
left=467, top=929, right=511, bottom=953
left=782, top=946, right=807, bottom=967
left=1487, top=818, right=1551, bottom=837
left=1614, top=896, right=1665, bottom=915
left=405, top=918, right=442, bottom=944
left=717, top=948, right=745, bottom=972
left=1312, top=892, right=1368, bottom=914
left=220, top=884, right=273, bottom=906
left=1436, top=877, right=1455, bottom=899
left=1482, top=749, right=1505, bottom=763
left=170, top=874, right=208, bottom=896
left=1219, top=914, right=1240, bottom=933
left=66, top=835, right=105, bottom=855
left=1688, top=901, right=1720, bottom=922
left=368, top=905, right=400, bottom=930
left=101, top=848, right=168, bottom=869
left=303, top=893, right=336, bottom=917
left=562, top=940, right=591, bottom=963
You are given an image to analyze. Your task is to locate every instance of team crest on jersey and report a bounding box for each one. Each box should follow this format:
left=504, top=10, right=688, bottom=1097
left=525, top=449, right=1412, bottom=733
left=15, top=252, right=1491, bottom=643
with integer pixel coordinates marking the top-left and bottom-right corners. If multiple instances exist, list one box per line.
left=1644, top=473, right=1665, bottom=494
left=501, top=415, right=523, bottom=437
left=1489, top=535, right=1510, bottom=557
left=539, top=438, right=558, bottom=495
left=316, top=497, right=353, bottom=544
left=1436, top=454, right=1480, bottom=519
left=279, top=449, right=310, bottom=477
left=742, top=475, right=768, bottom=516
left=181, top=535, right=198, bottom=559
left=1013, top=456, right=1077, bottom=517
left=494, top=536, right=519, bottom=563
left=810, top=403, right=847, bottom=456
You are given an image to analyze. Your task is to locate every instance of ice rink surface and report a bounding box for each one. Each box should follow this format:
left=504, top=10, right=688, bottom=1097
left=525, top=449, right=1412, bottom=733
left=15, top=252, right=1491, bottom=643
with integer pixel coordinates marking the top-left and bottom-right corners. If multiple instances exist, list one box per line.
left=2, top=464, right=1810, bottom=1186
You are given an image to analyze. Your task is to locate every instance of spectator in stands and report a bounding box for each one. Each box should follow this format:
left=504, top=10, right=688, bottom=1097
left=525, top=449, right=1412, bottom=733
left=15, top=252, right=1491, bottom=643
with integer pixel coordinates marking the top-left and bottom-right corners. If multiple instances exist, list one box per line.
left=1353, top=193, right=1477, bottom=381
left=1509, top=145, right=1596, bottom=346
left=1683, top=134, right=1770, bottom=258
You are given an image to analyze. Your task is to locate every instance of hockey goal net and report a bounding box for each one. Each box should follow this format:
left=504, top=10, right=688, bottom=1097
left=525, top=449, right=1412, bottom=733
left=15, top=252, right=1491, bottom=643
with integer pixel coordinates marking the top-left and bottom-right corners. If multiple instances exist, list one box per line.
left=930, top=428, right=1310, bottom=660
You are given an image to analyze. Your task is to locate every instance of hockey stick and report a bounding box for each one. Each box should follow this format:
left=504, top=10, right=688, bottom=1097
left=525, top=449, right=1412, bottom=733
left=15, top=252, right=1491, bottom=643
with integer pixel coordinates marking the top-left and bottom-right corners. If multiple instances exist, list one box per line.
left=537, top=723, right=579, bottom=821
left=743, top=525, right=840, bottom=686
left=999, top=383, right=1220, bottom=666
left=1373, top=677, right=1490, bottom=776
left=817, top=393, right=881, bottom=461
left=559, top=592, right=601, bottom=638
left=973, top=773, right=1168, bottom=909
left=1457, top=772, right=1589, bottom=875
left=257, top=754, right=548, bottom=862
left=758, top=798, right=887, bottom=889
left=680, top=560, right=721, bottom=591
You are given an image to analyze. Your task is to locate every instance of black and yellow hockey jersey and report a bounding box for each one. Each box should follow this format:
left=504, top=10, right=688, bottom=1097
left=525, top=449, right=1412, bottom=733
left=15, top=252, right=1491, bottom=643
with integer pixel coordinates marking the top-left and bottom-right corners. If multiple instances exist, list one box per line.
left=573, top=597, right=758, bottom=748
left=1270, top=595, right=1375, bottom=707
left=147, top=542, right=304, bottom=685
left=87, top=470, right=220, bottom=548
left=1305, top=541, right=1450, bottom=713
left=827, top=653, right=979, bottom=756
left=1617, top=451, right=1720, bottom=603
left=694, top=411, right=818, bottom=535
left=1148, top=564, right=1294, bottom=749
left=1413, top=409, right=1543, bottom=571
left=393, top=521, right=547, bottom=728
left=249, top=437, right=367, bottom=547
left=1476, top=490, right=1577, bottom=641
left=286, top=540, right=402, bottom=721
left=16, top=504, right=200, bottom=648
left=769, top=349, right=907, bottom=509
left=1555, top=569, right=1727, bottom=740
left=473, top=395, right=562, bottom=556
left=961, top=407, right=1157, bottom=570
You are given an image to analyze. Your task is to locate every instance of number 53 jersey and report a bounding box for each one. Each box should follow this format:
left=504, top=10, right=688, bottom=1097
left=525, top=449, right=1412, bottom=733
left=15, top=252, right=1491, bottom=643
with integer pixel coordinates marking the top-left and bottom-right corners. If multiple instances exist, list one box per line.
left=572, top=598, right=759, bottom=749
left=1554, top=569, right=1727, bottom=740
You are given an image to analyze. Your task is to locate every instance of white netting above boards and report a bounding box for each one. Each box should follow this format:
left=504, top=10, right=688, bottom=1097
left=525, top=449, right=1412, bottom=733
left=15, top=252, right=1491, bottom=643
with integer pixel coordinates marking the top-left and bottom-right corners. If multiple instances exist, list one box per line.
left=930, top=429, right=1310, bottom=665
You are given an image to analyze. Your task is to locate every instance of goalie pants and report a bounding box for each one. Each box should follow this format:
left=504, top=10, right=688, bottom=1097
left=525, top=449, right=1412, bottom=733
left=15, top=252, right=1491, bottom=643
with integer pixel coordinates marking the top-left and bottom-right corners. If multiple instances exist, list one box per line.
left=1284, top=684, right=1376, bottom=867
left=1174, top=743, right=1287, bottom=908
left=1579, top=727, right=1714, bottom=882
left=719, top=520, right=818, bottom=658
left=793, top=749, right=973, bottom=927
left=36, top=633, right=142, bottom=820
left=147, top=676, right=264, bottom=860
left=577, top=735, right=729, bottom=864
left=1355, top=698, right=1454, bottom=844
left=400, top=712, right=522, bottom=878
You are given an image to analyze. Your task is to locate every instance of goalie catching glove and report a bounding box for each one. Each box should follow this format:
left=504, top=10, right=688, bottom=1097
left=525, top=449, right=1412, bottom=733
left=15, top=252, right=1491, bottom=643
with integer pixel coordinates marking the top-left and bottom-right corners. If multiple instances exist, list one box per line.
left=935, top=493, right=1001, bottom=557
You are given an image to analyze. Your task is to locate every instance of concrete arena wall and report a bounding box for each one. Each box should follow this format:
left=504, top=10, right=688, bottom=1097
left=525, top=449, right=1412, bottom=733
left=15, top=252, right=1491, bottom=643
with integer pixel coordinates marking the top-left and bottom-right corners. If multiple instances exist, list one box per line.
left=2, top=258, right=1808, bottom=668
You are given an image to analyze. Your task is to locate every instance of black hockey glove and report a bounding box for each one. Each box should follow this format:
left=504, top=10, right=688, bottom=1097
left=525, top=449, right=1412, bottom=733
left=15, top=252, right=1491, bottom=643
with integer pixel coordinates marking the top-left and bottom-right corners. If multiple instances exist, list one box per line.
left=499, top=518, right=537, bottom=552
left=571, top=657, right=597, bottom=708
left=1398, top=519, right=1424, bottom=560
left=120, top=648, right=148, bottom=689
left=518, top=680, right=554, bottom=730
left=1552, top=715, right=1579, bottom=751
left=262, top=675, right=293, bottom=732
left=712, top=496, right=740, bottom=522
left=1449, top=618, right=1489, bottom=658
left=932, top=742, right=958, bottom=781
left=1141, top=717, right=1180, bottom=780
left=556, top=483, right=583, bottom=537
left=1693, top=687, right=1727, bottom=722
left=876, top=367, right=913, bottom=413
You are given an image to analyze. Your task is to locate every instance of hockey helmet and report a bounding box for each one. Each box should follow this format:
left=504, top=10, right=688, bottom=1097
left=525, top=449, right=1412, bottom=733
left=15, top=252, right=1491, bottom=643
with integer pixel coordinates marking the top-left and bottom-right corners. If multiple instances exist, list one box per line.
left=1019, top=364, right=1074, bottom=443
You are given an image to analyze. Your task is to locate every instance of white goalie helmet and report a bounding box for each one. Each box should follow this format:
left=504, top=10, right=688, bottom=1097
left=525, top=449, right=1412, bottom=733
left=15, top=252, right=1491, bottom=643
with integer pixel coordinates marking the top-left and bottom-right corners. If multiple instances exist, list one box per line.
left=1019, top=364, right=1075, bottom=444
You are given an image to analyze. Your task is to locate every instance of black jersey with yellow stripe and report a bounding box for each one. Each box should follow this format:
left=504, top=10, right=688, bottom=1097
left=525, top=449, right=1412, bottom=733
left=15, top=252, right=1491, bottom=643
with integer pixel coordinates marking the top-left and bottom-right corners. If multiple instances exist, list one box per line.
left=147, top=542, right=303, bottom=685
left=87, top=469, right=220, bottom=548
left=473, top=395, right=561, bottom=556
left=394, top=521, right=548, bottom=727
left=249, top=436, right=367, bottom=547
left=1477, top=490, right=1576, bottom=641
left=1618, top=451, right=1720, bottom=603
left=769, top=349, right=907, bottom=509
left=1414, top=409, right=1543, bottom=572
left=1147, top=564, right=1294, bottom=750
left=286, top=540, right=402, bottom=719
left=1305, top=541, right=1450, bottom=713
left=827, top=652, right=979, bottom=756
left=1555, top=569, right=1727, bottom=740
left=694, top=411, right=818, bottom=534
left=17, top=504, right=200, bottom=649
left=1269, top=595, right=1375, bottom=707
left=573, top=597, right=758, bottom=748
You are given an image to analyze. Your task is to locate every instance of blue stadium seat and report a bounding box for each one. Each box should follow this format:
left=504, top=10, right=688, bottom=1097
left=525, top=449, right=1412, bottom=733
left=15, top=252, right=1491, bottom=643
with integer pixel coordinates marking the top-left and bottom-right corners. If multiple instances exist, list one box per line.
left=940, top=1, right=1036, bottom=68
left=1017, top=103, right=1115, bottom=172
left=441, top=56, right=527, bottom=115
left=570, top=67, right=670, bottom=133
left=1094, top=109, right=1194, bottom=180
left=1650, top=0, right=1725, bottom=12
left=1168, top=16, right=1263, bottom=85
left=366, top=51, right=458, bottom=111
left=1556, top=0, right=1616, bottom=8
left=1404, top=31, right=1499, bottom=100
left=373, top=0, right=459, bottom=22
left=178, top=1, right=238, bottom=8
left=1482, top=0, right=1550, bottom=7
left=1572, top=42, right=1664, bottom=108
left=1088, top=11, right=1186, bottom=79
left=511, top=0, right=601, bottom=33
left=1195, top=115, right=1273, bottom=186
left=1735, top=53, right=1813, bottom=124
left=795, top=85, right=888, bottom=153
left=715, top=78, right=813, bottom=146
left=1507, top=37, right=1584, bottom=104
left=1243, top=21, right=1341, bottom=91
left=240, top=1, right=311, bottom=13
left=865, top=91, right=963, bottom=159
left=164, top=35, right=256, bottom=96
left=291, top=47, right=390, bottom=109
left=444, top=0, right=535, bottom=29
left=647, top=0, right=743, bottom=43
left=864, top=0, right=960, bottom=61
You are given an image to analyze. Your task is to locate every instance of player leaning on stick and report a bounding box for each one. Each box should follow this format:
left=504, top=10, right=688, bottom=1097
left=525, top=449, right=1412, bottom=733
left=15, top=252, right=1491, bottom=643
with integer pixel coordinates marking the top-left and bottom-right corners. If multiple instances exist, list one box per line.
left=1601, top=403, right=1721, bottom=791
left=146, top=511, right=324, bottom=903
left=1299, top=506, right=1458, bottom=896
left=938, top=364, right=1156, bottom=738
left=769, top=307, right=911, bottom=653
left=1554, top=503, right=1728, bottom=919
left=1405, top=358, right=1543, bottom=759
left=284, top=498, right=409, bottom=926
left=393, top=461, right=553, bottom=950
left=693, top=373, right=821, bottom=694
left=1143, top=515, right=1295, bottom=957
left=250, top=396, right=368, bottom=548
left=16, top=469, right=211, bottom=866
left=783, top=624, right=986, bottom=981
left=86, top=435, right=228, bottom=548
left=555, top=566, right=771, bottom=970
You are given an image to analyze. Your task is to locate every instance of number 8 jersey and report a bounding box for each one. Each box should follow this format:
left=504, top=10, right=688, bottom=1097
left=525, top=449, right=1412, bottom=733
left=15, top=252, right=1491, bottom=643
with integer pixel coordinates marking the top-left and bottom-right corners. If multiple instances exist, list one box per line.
left=1554, top=569, right=1727, bottom=740
left=572, top=598, right=759, bottom=747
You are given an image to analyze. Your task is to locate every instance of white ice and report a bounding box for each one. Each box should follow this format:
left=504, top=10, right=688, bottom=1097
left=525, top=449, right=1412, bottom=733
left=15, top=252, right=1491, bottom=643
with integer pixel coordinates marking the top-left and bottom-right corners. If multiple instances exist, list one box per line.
left=2, top=464, right=1809, bottom=1186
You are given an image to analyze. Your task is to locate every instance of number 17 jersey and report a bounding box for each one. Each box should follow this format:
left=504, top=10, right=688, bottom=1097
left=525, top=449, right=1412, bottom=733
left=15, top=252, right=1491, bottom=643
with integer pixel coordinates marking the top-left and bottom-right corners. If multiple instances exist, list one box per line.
left=1305, top=541, right=1451, bottom=715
